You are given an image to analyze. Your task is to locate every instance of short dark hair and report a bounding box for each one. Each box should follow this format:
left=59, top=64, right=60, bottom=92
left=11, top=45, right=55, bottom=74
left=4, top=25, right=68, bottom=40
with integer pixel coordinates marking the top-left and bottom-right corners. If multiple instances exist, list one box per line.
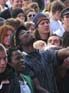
left=7, top=47, right=18, bottom=63
left=48, top=34, right=62, bottom=45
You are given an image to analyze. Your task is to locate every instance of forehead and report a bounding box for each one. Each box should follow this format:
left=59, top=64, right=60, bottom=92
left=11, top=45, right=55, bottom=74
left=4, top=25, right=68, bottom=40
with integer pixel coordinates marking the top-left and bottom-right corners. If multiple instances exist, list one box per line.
left=38, top=19, right=49, bottom=24
left=48, top=36, right=60, bottom=40
left=12, top=50, right=22, bottom=57
left=12, top=0, right=22, bottom=2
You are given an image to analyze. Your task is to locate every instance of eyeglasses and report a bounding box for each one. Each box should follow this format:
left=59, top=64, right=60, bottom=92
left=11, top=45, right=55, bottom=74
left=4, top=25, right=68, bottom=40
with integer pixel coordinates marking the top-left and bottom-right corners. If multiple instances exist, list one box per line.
left=28, top=14, right=36, bottom=18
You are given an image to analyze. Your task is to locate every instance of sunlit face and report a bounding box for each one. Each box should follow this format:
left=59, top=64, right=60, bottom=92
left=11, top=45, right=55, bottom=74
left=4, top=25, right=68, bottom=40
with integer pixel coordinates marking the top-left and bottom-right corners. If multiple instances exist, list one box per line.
left=3, top=30, right=13, bottom=47
left=0, top=50, right=7, bottom=73
left=48, top=35, right=61, bottom=46
left=37, top=19, right=50, bottom=34
left=12, top=0, right=23, bottom=8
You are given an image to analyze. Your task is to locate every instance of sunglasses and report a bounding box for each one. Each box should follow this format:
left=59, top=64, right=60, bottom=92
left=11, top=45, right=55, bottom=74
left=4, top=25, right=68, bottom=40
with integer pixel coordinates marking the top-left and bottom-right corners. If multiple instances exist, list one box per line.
left=28, top=14, right=36, bottom=17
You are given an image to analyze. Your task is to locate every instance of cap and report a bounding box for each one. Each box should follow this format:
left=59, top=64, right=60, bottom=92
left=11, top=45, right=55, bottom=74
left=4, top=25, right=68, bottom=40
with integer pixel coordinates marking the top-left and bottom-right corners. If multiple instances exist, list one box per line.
left=61, top=7, right=69, bottom=17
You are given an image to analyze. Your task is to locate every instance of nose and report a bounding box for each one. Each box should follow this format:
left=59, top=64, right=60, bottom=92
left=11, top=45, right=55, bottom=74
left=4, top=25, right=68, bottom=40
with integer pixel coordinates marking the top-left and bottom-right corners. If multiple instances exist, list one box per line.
left=51, top=41, right=55, bottom=45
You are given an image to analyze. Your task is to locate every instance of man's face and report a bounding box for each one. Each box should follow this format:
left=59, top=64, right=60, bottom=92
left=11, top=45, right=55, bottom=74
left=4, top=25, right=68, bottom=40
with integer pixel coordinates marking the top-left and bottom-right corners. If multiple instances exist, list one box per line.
left=48, top=35, right=61, bottom=47
left=12, top=0, right=23, bottom=8
left=37, top=19, right=50, bottom=34
left=11, top=50, right=25, bottom=72
left=18, top=30, right=35, bottom=46
left=0, top=50, right=7, bottom=73
left=62, top=14, right=69, bottom=27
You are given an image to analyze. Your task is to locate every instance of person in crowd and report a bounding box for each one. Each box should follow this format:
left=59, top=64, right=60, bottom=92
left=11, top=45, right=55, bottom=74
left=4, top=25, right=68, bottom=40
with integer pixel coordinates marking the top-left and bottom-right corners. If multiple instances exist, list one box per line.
left=7, top=47, right=34, bottom=93
left=11, top=8, right=26, bottom=23
left=11, top=0, right=23, bottom=9
left=32, top=0, right=44, bottom=11
left=55, top=31, right=69, bottom=93
left=33, top=13, right=50, bottom=43
left=47, top=34, right=62, bottom=48
left=50, top=0, right=65, bottom=37
left=0, top=25, right=15, bottom=49
left=27, top=2, right=39, bottom=13
left=24, top=21, right=35, bottom=34
left=64, top=0, right=69, bottom=8
left=22, top=0, right=32, bottom=10
left=15, top=25, right=69, bottom=93
left=0, top=43, right=20, bottom=93
left=0, top=0, right=23, bottom=19
left=61, top=7, right=69, bottom=32
left=0, top=0, right=8, bottom=12
left=5, top=18, right=23, bottom=30
left=0, top=17, right=6, bottom=26
left=26, top=8, right=37, bottom=21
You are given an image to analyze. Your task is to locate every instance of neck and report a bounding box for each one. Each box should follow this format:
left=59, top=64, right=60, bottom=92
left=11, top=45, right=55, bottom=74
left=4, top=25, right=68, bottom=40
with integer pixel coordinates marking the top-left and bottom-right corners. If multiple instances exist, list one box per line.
left=22, top=45, right=34, bottom=53
left=39, top=33, right=49, bottom=41
left=64, top=25, right=69, bottom=31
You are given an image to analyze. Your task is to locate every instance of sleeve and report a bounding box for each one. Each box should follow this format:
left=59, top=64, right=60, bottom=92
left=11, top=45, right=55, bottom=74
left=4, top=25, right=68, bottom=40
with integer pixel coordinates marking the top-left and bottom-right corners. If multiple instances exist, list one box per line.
left=42, top=50, right=63, bottom=66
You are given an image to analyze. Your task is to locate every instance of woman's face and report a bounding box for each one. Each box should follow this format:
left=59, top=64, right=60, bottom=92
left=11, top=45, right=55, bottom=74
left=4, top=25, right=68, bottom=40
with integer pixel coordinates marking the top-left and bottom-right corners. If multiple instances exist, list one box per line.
left=3, top=30, right=13, bottom=47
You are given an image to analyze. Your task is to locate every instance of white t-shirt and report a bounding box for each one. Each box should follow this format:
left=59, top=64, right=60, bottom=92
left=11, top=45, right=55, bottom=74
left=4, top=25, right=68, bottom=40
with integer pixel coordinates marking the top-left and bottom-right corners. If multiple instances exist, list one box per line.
left=19, top=80, right=31, bottom=93
left=50, top=19, right=65, bottom=37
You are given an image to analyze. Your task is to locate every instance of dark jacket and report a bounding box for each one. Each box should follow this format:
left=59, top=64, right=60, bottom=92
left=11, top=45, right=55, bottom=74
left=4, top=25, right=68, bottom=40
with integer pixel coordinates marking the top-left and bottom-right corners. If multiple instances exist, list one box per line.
left=0, top=64, right=20, bottom=93
left=24, top=49, right=62, bottom=93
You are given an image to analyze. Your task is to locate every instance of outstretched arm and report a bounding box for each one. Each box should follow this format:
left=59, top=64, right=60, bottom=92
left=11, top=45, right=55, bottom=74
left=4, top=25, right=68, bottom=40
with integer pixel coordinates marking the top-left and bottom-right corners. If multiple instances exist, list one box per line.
left=57, top=47, right=69, bottom=60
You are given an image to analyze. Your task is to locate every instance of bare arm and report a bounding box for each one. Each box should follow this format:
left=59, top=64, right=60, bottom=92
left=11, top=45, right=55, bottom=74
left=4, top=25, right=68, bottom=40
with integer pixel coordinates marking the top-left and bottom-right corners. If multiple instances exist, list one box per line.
left=57, top=47, right=69, bottom=60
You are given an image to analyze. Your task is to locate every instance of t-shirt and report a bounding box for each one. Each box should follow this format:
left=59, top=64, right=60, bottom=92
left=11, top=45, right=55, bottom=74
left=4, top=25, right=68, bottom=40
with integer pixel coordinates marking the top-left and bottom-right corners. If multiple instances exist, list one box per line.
left=19, top=80, right=31, bottom=93
left=50, top=19, right=65, bottom=37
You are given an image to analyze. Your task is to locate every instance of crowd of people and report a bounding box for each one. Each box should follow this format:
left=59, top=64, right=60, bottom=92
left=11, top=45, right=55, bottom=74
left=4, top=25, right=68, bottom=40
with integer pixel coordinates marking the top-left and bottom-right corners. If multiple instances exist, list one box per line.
left=0, top=0, right=69, bottom=93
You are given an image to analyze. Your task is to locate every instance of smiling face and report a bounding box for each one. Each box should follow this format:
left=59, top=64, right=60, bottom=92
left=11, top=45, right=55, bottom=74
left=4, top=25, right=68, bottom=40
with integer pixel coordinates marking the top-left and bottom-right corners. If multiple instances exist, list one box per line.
left=11, top=50, right=25, bottom=72
left=12, top=0, right=23, bottom=8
